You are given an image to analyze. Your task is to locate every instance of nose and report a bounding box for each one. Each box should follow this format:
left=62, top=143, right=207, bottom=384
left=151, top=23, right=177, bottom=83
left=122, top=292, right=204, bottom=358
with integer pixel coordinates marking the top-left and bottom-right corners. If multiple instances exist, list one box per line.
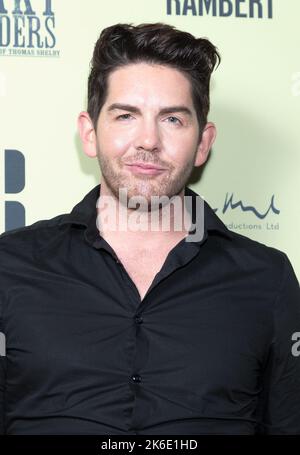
left=134, top=118, right=161, bottom=152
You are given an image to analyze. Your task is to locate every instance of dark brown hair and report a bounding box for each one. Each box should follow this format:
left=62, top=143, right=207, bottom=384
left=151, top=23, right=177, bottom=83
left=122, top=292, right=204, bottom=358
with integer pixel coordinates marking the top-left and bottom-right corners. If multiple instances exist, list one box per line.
left=87, top=23, right=220, bottom=134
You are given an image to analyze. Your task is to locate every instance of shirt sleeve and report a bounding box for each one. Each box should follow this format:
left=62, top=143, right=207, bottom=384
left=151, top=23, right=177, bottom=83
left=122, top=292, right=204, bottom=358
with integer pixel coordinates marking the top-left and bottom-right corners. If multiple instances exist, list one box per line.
left=256, top=252, right=300, bottom=434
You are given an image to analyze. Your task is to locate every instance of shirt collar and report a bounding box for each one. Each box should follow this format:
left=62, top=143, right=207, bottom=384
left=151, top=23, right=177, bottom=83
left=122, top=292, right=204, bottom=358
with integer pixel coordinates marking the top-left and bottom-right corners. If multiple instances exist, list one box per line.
left=59, top=183, right=233, bottom=246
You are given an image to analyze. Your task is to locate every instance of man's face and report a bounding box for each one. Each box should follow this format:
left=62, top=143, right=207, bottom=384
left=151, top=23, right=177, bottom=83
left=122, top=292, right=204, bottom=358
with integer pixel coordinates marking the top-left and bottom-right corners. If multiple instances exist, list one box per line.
left=90, top=62, right=212, bottom=206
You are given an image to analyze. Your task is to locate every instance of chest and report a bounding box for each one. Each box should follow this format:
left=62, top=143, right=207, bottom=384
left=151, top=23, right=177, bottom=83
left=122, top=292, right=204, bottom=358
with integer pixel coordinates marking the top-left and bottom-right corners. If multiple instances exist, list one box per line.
left=115, top=250, right=169, bottom=301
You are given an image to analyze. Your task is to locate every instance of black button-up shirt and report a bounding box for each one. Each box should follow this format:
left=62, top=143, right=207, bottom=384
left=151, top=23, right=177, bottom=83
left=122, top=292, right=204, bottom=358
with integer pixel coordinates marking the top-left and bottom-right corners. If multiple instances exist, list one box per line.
left=0, top=184, right=299, bottom=435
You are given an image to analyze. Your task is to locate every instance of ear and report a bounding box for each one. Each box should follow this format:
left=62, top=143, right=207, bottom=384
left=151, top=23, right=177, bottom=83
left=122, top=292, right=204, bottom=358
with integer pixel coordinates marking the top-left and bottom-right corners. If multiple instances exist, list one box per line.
left=194, top=122, right=217, bottom=167
left=77, top=111, right=97, bottom=158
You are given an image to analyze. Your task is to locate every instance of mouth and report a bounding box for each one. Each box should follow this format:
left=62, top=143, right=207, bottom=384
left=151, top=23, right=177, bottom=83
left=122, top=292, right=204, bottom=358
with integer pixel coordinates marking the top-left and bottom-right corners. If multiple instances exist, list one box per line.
left=125, top=162, right=167, bottom=176
left=126, top=162, right=166, bottom=170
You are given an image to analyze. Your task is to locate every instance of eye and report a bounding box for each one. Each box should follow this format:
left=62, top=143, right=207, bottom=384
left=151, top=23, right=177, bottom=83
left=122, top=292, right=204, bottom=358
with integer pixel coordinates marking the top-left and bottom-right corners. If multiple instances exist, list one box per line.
left=116, top=113, right=133, bottom=120
left=166, top=116, right=182, bottom=125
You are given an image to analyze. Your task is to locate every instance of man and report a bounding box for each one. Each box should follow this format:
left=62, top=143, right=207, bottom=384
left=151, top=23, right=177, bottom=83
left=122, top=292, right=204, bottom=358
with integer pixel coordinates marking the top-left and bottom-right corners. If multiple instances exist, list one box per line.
left=0, top=23, right=299, bottom=435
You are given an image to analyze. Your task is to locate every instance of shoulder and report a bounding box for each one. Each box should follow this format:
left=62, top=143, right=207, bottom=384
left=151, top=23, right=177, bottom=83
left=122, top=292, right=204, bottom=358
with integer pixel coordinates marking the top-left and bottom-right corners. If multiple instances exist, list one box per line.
left=216, top=228, right=296, bottom=287
left=202, top=195, right=289, bottom=278
left=0, top=213, right=71, bottom=257
left=227, top=229, right=287, bottom=262
left=0, top=214, right=73, bottom=323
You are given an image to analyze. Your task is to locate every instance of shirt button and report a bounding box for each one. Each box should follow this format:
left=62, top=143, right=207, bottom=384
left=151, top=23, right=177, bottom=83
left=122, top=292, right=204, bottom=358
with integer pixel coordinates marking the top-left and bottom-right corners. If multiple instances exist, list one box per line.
left=131, top=374, right=141, bottom=383
left=134, top=315, right=143, bottom=324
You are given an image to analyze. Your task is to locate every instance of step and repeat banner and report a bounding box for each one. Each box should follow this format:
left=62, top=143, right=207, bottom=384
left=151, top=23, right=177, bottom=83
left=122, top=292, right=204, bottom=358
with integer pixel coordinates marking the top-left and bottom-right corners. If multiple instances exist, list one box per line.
left=0, top=0, right=299, bottom=278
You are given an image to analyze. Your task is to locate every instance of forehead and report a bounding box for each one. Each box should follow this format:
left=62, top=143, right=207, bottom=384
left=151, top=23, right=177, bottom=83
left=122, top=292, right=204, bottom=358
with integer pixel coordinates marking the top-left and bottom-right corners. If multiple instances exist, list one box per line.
left=105, top=62, right=194, bottom=105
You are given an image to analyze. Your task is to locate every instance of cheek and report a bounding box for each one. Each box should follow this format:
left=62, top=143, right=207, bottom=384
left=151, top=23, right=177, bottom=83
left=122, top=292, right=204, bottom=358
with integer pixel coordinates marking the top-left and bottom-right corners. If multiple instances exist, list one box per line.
left=98, top=127, right=132, bottom=157
left=164, top=133, right=198, bottom=164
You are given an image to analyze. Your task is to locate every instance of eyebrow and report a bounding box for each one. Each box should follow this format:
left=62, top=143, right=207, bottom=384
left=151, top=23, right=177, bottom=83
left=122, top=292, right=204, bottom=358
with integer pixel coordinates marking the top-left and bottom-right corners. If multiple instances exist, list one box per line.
left=107, top=103, right=193, bottom=117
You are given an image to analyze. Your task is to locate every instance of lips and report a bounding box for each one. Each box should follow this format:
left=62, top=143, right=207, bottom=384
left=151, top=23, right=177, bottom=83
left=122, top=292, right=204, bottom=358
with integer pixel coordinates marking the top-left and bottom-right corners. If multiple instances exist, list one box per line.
left=126, top=162, right=165, bottom=170
left=125, top=163, right=166, bottom=176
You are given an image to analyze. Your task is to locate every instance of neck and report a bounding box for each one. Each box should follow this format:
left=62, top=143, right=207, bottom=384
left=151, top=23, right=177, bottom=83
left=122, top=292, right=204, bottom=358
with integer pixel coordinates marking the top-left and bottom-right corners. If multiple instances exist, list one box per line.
left=96, top=180, right=193, bottom=247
